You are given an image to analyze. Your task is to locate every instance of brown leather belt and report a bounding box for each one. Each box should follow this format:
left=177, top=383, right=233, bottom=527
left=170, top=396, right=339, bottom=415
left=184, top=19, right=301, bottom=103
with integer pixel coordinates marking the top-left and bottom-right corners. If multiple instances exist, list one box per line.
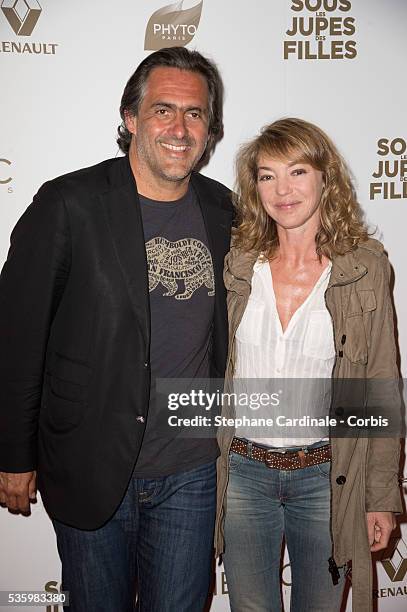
left=230, top=437, right=331, bottom=470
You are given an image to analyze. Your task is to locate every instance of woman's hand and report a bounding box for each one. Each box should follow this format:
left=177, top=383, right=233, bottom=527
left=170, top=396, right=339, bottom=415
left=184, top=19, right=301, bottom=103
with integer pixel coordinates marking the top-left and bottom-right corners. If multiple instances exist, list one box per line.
left=366, top=511, right=396, bottom=552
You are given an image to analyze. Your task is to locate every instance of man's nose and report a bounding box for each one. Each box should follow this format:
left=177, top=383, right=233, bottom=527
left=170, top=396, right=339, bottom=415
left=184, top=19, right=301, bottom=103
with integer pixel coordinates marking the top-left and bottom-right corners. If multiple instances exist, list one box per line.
left=167, top=112, right=187, bottom=140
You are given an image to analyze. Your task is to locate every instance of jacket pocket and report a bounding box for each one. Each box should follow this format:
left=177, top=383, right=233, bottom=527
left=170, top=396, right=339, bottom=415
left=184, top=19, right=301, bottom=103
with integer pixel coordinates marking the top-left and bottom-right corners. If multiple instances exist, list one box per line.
left=42, top=379, right=85, bottom=434
left=343, top=291, right=372, bottom=364
left=45, top=351, right=91, bottom=401
left=357, top=289, right=376, bottom=344
left=41, top=352, right=91, bottom=432
left=52, top=352, right=91, bottom=386
left=49, top=375, right=87, bottom=402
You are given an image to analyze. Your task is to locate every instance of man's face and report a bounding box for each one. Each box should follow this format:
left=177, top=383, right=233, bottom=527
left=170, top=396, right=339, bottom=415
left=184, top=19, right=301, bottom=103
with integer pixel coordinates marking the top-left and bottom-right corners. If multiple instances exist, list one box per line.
left=126, top=67, right=210, bottom=186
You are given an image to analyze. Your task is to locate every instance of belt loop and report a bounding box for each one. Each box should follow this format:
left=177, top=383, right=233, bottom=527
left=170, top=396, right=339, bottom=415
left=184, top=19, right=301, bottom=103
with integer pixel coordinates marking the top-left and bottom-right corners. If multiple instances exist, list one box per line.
left=247, top=441, right=253, bottom=458
left=297, top=450, right=307, bottom=468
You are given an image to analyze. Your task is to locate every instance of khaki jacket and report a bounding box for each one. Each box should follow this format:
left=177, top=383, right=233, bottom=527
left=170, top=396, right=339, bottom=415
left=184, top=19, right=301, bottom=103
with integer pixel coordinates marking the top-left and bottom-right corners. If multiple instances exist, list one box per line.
left=215, top=238, right=402, bottom=612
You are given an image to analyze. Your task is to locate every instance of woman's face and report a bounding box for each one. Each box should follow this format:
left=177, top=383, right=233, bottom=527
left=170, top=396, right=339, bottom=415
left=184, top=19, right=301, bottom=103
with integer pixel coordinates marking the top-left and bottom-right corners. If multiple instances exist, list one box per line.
left=256, top=155, right=324, bottom=232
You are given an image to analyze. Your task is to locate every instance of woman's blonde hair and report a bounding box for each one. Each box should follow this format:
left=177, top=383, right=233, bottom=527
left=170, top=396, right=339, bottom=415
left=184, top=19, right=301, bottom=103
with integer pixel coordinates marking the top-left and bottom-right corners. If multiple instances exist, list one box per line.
left=233, top=117, right=369, bottom=259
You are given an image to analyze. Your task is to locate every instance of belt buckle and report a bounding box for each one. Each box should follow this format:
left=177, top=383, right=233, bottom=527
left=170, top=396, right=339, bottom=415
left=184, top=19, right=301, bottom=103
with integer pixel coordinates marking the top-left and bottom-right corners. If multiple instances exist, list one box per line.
left=265, top=449, right=278, bottom=468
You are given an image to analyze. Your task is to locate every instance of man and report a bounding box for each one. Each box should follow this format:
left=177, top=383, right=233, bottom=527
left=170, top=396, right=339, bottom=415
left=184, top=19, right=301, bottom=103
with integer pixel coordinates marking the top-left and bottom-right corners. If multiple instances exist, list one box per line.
left=0, top=47, right=233, bottom=611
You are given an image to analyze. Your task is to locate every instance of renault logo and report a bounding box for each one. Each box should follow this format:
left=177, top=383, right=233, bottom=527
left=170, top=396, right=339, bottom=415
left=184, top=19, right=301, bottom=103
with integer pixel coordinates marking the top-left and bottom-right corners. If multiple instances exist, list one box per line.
left=1, top=0, right=42, bottom=36
left=381, top=537, right=407, bottom=582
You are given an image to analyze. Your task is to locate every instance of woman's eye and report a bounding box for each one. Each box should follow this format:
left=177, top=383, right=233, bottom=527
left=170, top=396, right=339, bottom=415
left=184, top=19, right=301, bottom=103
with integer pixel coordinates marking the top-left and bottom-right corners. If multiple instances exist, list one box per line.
left=292, top=168, right=306, bottom=176
left=258, top=175, right=273, bottom=182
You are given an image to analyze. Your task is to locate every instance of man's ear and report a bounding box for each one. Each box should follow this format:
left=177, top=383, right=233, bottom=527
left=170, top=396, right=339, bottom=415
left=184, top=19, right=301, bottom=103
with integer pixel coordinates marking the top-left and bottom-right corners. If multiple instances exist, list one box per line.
left=124, top=110, right=137, bottom=136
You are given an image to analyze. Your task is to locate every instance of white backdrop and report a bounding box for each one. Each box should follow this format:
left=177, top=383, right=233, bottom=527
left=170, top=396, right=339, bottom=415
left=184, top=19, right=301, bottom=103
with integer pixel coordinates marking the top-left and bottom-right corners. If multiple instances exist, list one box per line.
left=1, top=1, right=406, bottom=610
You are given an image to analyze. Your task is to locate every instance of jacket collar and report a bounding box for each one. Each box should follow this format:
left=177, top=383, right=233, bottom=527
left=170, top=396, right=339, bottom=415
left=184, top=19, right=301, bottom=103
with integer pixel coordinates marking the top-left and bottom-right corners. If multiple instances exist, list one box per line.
left=224, top=246, right=257, bottom=297
left=329, top=238, right=384, bottom=287
left=225, top=238, right=385, bottom=291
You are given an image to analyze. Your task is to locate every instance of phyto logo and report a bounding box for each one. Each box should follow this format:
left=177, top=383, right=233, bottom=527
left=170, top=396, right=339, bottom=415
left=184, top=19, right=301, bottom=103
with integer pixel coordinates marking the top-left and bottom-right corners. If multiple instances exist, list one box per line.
left=381, top=538, right=407, bottom=582
left=145, top=0, right=203, bottom=51
left=1, top=0, right=42, bottom=36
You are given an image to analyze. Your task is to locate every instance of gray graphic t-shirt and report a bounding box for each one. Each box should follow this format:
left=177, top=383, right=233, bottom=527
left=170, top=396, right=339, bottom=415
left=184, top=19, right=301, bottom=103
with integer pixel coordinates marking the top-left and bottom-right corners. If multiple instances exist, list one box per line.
left=133, top=185, right=218, bottom=476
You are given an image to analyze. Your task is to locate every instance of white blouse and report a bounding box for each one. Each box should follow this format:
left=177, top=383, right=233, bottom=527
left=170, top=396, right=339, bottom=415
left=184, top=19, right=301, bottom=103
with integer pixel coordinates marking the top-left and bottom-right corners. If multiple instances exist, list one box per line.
left=234, top=258, right=335, bottom=448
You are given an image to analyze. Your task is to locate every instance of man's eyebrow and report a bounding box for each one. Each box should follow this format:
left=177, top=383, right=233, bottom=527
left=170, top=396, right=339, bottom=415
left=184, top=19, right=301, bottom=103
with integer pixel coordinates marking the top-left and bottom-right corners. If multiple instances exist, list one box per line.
left=151, top=102, right=207, bottom=113
left=152, top=102, right=175, bottom=110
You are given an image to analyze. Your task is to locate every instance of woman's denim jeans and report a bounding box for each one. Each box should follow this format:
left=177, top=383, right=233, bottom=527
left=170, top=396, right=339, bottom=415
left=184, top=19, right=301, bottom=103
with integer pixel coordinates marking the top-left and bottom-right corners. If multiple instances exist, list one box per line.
left=223, top=442, right=345, bottom=612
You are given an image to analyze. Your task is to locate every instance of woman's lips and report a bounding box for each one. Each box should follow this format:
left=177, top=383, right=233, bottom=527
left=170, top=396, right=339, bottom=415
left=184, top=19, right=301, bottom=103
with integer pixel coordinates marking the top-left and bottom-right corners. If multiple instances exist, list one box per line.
left=275, top=200, right=301, bottom=209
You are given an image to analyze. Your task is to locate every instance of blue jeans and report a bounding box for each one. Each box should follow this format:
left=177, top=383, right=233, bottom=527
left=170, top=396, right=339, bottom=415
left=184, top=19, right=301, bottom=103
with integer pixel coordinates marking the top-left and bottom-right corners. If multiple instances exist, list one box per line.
left=53, top=461, right=216, bottom=612
left=223, top=443, right=345, bottom=612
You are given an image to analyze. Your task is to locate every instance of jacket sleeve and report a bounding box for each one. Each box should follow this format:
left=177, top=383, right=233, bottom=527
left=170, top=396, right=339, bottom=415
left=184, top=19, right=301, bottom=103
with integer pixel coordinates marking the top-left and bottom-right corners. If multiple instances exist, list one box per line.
left=365, top=252, right=402, bottom=513
left=0, top=181, right=71, bottom=472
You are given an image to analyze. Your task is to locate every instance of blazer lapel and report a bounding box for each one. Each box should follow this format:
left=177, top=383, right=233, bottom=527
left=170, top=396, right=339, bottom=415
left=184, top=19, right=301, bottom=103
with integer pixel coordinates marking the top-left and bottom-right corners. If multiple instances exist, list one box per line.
left=191, top=172, right=233, bottom=376
left=190, top=173, right=233, bottom=296
left=101, top=157, right=150, bottom=351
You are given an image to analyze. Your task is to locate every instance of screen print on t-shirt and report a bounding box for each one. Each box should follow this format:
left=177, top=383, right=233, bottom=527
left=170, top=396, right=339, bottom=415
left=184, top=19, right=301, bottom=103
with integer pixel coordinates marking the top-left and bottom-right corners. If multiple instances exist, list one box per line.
left=133, top=184, right=218, bottom=477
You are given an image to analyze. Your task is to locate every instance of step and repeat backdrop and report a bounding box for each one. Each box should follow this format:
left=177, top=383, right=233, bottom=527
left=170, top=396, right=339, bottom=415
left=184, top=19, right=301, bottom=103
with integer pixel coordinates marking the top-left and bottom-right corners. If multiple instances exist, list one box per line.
left=1, top=1, right=406, bottom=610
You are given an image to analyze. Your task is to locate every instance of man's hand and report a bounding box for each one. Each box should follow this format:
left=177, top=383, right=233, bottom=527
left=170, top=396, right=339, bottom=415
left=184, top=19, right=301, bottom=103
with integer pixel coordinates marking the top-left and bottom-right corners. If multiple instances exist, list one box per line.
left=366, top=511, right=396, bottom=552
left=0, top=471, right=37, bottom=513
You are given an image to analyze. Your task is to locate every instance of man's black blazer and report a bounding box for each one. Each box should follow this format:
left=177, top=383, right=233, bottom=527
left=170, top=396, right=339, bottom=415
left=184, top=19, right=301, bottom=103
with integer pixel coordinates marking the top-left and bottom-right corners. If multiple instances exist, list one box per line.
left=0, top=156, right=233, bottom=529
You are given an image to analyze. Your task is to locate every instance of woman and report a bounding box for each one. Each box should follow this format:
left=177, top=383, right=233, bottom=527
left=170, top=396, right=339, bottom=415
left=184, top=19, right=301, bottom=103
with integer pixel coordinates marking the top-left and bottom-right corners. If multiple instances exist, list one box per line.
left=215, top=118, right=401, bottom=612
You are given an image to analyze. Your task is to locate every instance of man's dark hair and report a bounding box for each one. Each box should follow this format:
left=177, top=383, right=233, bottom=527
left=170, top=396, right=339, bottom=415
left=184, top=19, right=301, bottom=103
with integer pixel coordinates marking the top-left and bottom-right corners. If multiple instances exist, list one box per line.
left=117, top=47, right=224, bottom=155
